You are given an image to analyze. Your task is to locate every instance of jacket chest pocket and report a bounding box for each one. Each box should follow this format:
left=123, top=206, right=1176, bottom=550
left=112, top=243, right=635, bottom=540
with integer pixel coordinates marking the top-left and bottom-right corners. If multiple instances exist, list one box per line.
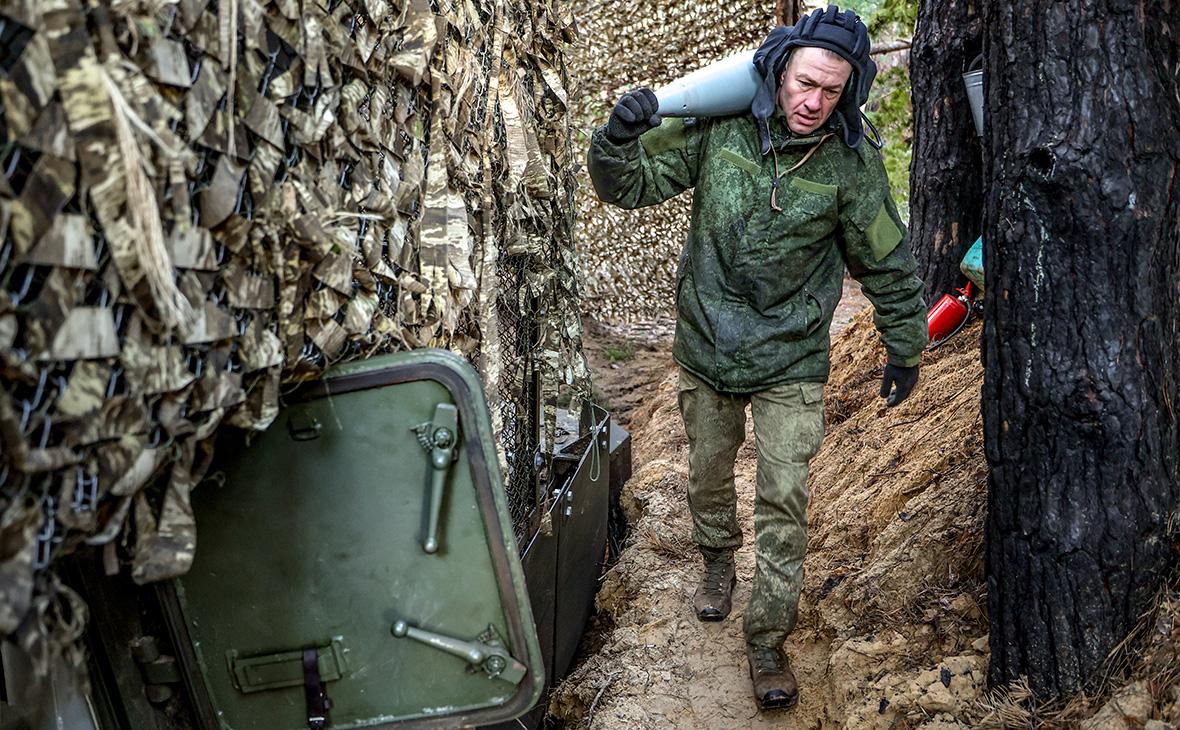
left=779, top=177, right=838, bottom=226
left=711, top=148, right=763, bottom=189
left=717, top=148, right=762, bottom=174
left=744, top=177, right=837, bottom=265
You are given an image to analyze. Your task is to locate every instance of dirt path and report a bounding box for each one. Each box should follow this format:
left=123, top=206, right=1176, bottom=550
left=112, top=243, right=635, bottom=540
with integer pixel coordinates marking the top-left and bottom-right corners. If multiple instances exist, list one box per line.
left=561, top=284, right=995, bottom=729
left=570, top=282, right=1180, bottom=729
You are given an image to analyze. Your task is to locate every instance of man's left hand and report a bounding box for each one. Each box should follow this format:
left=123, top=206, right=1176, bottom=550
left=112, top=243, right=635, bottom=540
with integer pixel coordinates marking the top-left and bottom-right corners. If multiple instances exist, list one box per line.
left=880, top=364, right=919, bottom=407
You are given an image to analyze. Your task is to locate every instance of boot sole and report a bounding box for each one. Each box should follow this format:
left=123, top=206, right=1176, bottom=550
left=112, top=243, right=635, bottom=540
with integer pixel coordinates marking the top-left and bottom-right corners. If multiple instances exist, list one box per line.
left=757, top=690, right=799, bottom=711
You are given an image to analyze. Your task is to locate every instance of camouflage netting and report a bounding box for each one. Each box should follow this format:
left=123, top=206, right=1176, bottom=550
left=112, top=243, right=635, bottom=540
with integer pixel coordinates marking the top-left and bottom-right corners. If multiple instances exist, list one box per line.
left=0, top=0, right=586, bottom=670
left=569, top=0, right=781, bottom=323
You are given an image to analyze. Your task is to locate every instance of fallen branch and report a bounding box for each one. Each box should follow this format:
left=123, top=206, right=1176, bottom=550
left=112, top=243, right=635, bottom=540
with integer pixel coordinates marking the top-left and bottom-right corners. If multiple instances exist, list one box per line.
left=871, top=39, right=913, bottom=55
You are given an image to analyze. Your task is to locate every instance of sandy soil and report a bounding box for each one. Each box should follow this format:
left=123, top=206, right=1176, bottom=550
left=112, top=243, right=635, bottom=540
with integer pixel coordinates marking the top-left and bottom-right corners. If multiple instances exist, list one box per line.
left=564, top=289, right=1180, bottom=729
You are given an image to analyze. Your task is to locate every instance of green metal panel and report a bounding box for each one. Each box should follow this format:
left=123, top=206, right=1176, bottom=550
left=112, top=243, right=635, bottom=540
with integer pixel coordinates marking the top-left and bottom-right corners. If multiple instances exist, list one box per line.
left=166, top=349, right=543, bottom=729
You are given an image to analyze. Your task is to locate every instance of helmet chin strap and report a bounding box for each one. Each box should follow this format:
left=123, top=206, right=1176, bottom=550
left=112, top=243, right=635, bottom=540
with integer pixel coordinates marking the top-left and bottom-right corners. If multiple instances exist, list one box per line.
left=860, top=112, right=884, bottom=150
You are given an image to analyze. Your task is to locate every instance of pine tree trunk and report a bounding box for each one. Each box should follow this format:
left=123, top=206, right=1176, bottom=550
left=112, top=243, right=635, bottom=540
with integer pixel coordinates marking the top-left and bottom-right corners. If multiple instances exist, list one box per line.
left=776, top=0, right=802, bottom=26
left=909, top=0, right=984, bottom=303
left=981, top=0, right=1180, bottom=695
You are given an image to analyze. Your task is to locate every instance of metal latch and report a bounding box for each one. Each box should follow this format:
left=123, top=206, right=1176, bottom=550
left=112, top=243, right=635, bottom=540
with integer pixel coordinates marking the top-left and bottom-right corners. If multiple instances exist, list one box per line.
left=390, top=621, right=527, bottom=685
left=227, top=638, right=349, bottom=694
left=412, top=403, right=459, bottom=554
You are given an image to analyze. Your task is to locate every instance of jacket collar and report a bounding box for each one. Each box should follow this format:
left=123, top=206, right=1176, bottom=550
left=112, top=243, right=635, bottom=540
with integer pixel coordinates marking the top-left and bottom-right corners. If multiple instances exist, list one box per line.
left=766, top=109, right=835, bottom=150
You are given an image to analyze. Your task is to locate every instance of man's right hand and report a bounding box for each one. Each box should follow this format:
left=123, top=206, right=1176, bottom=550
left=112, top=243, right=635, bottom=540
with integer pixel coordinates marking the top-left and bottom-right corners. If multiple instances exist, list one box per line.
left=880, top=363, right=919, bottom=407
left=606, top=88, right=662, bottom=143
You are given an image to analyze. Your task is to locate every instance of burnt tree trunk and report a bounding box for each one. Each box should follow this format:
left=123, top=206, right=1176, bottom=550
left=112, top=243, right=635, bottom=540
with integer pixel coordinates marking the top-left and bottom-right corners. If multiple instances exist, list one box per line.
left=909, top=0, right=984, bottom=302
left=982, top=1, right=1180, bottom=695
left=776, top=0, right=802, bottom=26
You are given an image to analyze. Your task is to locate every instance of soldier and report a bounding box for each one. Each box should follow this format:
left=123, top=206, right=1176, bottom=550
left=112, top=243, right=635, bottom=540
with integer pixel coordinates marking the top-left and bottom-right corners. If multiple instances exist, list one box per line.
left=586, top=5, right=928, bottom=711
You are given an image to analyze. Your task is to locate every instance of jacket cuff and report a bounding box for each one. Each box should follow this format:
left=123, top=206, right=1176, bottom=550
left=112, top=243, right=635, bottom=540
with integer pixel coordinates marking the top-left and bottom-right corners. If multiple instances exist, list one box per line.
left=887, top=351, right=922, bottom=368
left=592, top=126, right=640, bottom=160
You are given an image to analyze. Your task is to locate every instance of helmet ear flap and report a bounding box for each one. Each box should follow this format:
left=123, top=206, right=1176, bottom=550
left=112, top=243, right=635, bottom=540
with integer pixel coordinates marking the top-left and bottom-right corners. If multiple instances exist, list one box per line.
left=851, top=22, right=867, bottom=57
left=775, top=48, right=793, bottom=79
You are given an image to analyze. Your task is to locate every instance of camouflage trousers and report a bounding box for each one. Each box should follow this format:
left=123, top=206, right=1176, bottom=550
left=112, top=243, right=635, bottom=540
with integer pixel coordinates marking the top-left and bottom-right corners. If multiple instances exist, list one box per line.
left=677, top=367, right=825, bottom=648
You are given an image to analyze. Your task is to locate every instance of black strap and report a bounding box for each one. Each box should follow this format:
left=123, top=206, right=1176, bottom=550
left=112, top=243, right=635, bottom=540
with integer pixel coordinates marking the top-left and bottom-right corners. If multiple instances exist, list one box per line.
left=0, top=642, right=8, bottom=703
left=303, top=647, right=332, bottom=730
left=860, top=112, right=884, bottom=150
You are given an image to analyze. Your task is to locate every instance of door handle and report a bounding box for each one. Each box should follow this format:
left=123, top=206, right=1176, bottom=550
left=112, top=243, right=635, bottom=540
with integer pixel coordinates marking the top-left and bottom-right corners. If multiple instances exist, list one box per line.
left=412, top=403, right=458, bottom=554
left=391, top=621, right=527, bottom=684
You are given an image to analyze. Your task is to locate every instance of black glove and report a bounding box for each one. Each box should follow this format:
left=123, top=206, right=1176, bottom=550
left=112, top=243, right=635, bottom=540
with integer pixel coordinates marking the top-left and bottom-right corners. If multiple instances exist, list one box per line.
left=880, top=364, right=919, bottom=407
left=606, top=88, right=661, bottom=144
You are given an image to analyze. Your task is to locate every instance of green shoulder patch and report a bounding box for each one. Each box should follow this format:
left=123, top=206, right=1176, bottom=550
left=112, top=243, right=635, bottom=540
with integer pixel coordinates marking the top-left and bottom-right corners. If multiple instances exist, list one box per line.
left=866, top=202, right=903, bottom=260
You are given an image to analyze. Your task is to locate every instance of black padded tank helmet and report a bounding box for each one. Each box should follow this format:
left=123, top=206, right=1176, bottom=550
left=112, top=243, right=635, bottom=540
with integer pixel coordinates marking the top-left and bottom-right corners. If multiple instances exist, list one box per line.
left=751, top=5, right=879, bottom=153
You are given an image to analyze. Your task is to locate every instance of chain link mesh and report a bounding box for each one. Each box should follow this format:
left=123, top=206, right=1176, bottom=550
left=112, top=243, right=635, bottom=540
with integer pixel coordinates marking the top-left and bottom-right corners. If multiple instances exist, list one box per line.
left=495, top=252, right=540, bottom=549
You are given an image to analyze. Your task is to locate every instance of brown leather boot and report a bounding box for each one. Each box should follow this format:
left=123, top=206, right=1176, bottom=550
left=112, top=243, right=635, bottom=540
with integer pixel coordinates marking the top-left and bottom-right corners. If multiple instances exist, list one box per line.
left=746, top=644, right=798, bottom=710
left=693, top=547, right=736, bottom=621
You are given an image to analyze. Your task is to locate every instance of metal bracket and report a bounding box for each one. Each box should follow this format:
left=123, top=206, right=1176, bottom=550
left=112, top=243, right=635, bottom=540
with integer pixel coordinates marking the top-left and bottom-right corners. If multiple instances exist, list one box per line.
left=412, top=403, right=459, bottom=554
left=551, top=486, right=574, bottom=521
left=287, top=410, right=323, bottom=441
left=390, top=621, right=527, bottom=685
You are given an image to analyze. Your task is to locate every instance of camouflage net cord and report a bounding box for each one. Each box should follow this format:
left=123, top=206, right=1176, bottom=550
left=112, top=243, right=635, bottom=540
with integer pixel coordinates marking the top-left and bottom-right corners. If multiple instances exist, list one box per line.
left=0, top=0, right=587, bottom=673
left=569, top=0, right=780, bottom=323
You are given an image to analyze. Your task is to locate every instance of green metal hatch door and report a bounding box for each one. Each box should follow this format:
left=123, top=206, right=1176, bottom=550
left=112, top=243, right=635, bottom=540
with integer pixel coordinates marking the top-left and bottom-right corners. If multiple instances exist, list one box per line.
left=165, top=349, right=544, bottom=729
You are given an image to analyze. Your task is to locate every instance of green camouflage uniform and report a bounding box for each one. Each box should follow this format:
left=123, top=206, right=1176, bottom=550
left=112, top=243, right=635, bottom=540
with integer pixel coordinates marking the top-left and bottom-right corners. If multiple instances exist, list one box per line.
left=588, top=111, right=926, bottom=648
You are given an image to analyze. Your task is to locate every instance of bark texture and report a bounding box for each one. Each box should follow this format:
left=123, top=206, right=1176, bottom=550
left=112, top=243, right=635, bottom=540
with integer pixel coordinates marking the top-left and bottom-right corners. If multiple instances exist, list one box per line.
left=909, top=0, right=984, bottom=302
left=776, top=0, right=803, bottom=26
left=982, top=0, right=1180, bottom=695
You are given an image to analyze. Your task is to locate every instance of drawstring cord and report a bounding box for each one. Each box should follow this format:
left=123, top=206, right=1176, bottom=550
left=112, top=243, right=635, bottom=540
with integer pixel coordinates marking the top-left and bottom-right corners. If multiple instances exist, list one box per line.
left=769, top=133, right=833, bottom=211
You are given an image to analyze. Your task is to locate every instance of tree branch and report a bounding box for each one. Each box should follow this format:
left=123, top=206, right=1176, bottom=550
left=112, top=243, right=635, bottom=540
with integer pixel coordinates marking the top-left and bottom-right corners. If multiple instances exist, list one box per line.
left=871, top=39, right=913, bottom=55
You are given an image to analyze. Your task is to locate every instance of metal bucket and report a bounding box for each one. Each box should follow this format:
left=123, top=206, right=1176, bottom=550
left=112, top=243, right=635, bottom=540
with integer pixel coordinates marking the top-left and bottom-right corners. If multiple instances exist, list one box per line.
left=962, top=55, right=984, bottom=137
left=959, top=235, right=984, bottom=292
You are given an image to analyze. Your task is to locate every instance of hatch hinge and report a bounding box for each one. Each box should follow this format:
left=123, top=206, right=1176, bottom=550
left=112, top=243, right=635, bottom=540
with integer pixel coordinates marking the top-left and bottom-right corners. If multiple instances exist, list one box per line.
left=130, top=636, right=182, bottom=705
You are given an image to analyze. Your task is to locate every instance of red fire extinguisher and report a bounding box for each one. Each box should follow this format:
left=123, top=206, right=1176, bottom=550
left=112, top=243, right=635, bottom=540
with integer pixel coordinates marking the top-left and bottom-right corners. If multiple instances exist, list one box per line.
left=927, top=282, right=975, bottom=347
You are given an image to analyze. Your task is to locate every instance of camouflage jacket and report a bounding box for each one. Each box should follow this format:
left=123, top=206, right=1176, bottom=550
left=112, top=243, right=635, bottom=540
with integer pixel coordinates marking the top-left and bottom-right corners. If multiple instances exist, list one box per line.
left=587, top=112, right=928, bottom=392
